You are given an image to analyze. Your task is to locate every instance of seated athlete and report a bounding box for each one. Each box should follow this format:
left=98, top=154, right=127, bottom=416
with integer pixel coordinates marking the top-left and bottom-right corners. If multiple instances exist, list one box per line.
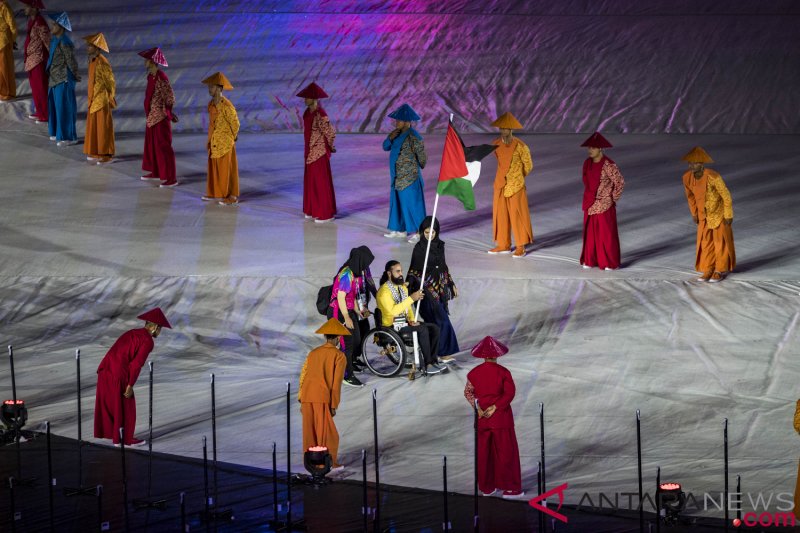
left=376, top=260, right=446, bottom=375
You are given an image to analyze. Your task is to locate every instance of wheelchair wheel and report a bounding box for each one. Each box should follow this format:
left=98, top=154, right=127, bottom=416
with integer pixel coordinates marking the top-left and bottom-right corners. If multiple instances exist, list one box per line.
left=361, top=328, right=406, bottom=377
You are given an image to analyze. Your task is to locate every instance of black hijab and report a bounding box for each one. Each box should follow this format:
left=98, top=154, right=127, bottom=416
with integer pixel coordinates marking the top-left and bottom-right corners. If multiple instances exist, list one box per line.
left=342, top=245, right=374, bottom=275
left=410, top=216, right=447, bottom=273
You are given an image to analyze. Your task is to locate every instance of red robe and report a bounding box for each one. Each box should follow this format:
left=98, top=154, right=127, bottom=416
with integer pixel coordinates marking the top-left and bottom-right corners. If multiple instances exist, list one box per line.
left=24, top=14, right=49, bottom=121
left=93, top=328, right=154, bottom=444
left=580, top=156, right=622, bottom=269
left=465, top=361, right=522, bottom=494
left=302, top=106, right=336, bottom=219
left=142, top=70, right=177, bottom=183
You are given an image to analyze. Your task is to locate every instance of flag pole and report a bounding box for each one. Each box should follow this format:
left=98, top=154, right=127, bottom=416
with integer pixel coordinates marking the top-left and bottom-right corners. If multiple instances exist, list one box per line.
left=413, top=113, right=452, bottom=321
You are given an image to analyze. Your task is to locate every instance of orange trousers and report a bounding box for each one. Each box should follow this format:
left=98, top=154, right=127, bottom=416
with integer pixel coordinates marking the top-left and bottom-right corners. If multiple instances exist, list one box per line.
left=0, top=45, right=15, bottom=99
left=301, top=402, right=340, bottom=466
left=83, top=107, right=115, bottom=158
left=493, top=188, right=533, bottom=249
left=695, top=219, right=736, bottom=273
left=206, top=146, right=239, bottom=199
left=794, top=458, right=800, bottom=520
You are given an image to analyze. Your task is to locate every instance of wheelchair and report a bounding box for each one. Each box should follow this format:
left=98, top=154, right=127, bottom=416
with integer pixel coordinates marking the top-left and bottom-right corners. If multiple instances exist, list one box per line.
left=359, top=308, right=424, bottom=379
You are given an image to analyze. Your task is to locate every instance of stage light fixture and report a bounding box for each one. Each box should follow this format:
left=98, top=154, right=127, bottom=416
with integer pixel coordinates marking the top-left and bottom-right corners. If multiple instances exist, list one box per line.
left=1, top=399, right=27, bottom=430
left=304, top=446, right=332, bottom=485
left=658, top=482, right=686, bottom=525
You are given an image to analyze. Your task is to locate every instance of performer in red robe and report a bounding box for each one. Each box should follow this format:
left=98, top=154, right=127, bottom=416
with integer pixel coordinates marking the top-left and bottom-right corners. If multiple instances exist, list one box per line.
left=297, top=82, right=337, bottom=222
left=138, top=47, right=178, bottom=187
left=579, top=132, right=625, bottom=270
left=464, top=336, right=524, bottom=499
left=93, top=307, right=171, bottom=445
left=21, top=0, right=50, bottom=122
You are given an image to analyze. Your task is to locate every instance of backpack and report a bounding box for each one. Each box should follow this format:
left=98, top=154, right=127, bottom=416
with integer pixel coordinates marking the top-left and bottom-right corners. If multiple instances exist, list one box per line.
left=316, top=284, right=333, bottom=315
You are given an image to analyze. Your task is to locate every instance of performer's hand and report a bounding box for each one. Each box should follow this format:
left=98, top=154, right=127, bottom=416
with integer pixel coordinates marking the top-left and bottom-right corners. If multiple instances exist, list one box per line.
left=476, top=407, right=485, bottom=418
left=409, top=321, right=419, bottom=327
left=453, top=286, right=459, bottom=298
left=171, top=113, right=179, bottom=123
left=330, top=407, right=336, bottom=417
left=360, top=309, right=371, bottom=318
left=723, top=218, right=733, bottom=226
left=123, top=385, right=134, bottom=399
left=410, top=290, right=423, bottom=302
left=388, top=129, right=401, bottom=140
left=330, top=147, right=337, bottom=153
left=344, top=317, right=354, bottom=330
left=483, top=405, right=497, bottom=418
left=13, top=42, right=18, bottom=50
left=692, top=216, right=699, bottom=224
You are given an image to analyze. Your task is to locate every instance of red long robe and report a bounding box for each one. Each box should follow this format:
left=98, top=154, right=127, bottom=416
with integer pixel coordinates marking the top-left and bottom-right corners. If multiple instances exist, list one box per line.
left=465, top=361, right=522, bottom=494
left=142, top=70, right=176, bottom=183
left=93, top=328, right=154, bottom=444
left=580, top=156, right=622, bottom=269
left=24, top=14, right=49, bottom=121
left=302, top=106, right=336, bottom=219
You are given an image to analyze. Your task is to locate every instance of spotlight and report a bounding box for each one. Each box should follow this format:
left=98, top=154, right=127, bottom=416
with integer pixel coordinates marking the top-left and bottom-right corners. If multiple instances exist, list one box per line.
left=304, top=446, right=332, bottom=485
left=1, top=399, right=27, bottom=430
left=658, top=482, right=686, bottom=525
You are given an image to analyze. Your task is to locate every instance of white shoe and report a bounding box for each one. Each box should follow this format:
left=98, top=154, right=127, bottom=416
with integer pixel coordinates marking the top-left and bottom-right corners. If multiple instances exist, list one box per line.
left=96, top=158, right=115, bottom=165
left=86, top=156, right=99, bottom=161
left=218, top=199, right=239, bottom=206
left=407, top=233, right=420, bottom=243
left=581, top=264, right=592, bottom=269
left=501, top=491, right=527, bottom=500
left=604, top=267, right=617, bottom=271
left=28, top=114, right=39, bottom=120
left=480, top=489, right=497, bottom=497
left=57, top=140, right=78, bottom=147
left=140, top=176, right=161, bottom=181
left=49, top=136, right=57, bottom=141
left=304, top=214, right=313, bottom=219
left=383, top=231, right=406, bottom=238
left=201, top=196, right=215, bottom=201
left=315, top=217, right=334, bottom=224
left=330, top=464, right=345, bottom=472
left=159, top=181, right=179, bottom=188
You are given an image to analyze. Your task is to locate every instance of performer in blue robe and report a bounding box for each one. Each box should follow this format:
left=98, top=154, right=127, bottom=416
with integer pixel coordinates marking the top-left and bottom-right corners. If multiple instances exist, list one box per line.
left=46, top=12, right=79, bottom=145
left=382, top=103, right=427, bottom=244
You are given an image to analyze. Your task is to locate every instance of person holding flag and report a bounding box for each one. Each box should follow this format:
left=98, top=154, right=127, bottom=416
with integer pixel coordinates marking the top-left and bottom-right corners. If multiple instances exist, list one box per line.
left=488, top=113, right=534, bottom=258
left=383, top=103, right=427, bottom=244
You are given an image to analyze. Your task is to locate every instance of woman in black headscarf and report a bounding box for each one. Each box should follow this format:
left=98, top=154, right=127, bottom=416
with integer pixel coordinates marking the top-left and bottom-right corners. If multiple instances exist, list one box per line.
left=327, top=245, right=376, bottom=387
left=408, top=217, right=460, bottom=358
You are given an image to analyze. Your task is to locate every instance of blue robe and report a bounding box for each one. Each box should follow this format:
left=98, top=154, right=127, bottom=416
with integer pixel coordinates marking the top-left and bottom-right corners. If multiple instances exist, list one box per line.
left=383, top=128, right=427, bottom=233
left=47, top=35, right=78, bottom=142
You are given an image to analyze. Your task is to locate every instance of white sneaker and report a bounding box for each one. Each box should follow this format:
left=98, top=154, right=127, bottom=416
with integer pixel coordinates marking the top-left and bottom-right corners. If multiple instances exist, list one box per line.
left=87, top=156, right=99, bottom=161
left=96, top=158, right=115, bottom=165
left=159, top=181, right=179, bottom=188
left=581, top=264, right=592, bottom=269
left=57, top=140, right=78, bottom=147
left=140, top=175, right=160, bottom=181
left=28, top=114, right=39, bottom=120
left=383, top=231, right=406, bottom=238
left=315, top=217, right=334, bottom=224
left=407, top=233, right=420, bottom=243
left=304, top=214, right=313, bottom=219
left=501, top=491, right=527, bottom=500
left=49, top=136, right=57, bottom=141
left=330, top=464, right=345, bottom=472
left=604, top=267, right=617, bottom=271
left=480, top=489, right=497, bottom=497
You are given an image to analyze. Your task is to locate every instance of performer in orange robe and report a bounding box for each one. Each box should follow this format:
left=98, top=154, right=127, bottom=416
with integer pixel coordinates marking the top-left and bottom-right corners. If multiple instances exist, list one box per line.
left=202, top=72, right=240, bottom=206
left=488, top=112, right=534, bottom=258
left=0, top=0, right=16, bottom=101
left=138, top=47, right=178, bottom=187
left=681, top=146, right=735, bottom=283
left=464, top=336, right=524, bottom=498
left=82, top=33, right=116, bottom=164
left=21, top=0, right=49, bottom=120
left=580, top=132, right=625, bottom=270
left=299, top=318, right=349, bottom=468
left=794, top=400, right=800, bottom=520
left=93, top=308, right=171, bottom=446
left=298, top=82, right=337, bottom=222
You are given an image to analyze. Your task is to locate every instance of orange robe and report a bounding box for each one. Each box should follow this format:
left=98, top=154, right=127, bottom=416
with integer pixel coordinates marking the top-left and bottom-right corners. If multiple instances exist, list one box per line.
left=492, top=138, right=534, bottom=250
left=299, top=343, right=347, bottom=465
left=205, top=97, right=240, bottom=200
left=794, top=400, right=800, bottom=519
left=83, top=55, right=116, bottom=159
left=0, top=0, right=16, bottom=100
left=683, top=169, right=736, bottom=273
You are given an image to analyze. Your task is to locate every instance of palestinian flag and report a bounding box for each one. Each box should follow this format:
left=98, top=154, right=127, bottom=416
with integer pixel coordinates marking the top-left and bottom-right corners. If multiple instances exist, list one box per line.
left=436, top=121, right=497, bottom=211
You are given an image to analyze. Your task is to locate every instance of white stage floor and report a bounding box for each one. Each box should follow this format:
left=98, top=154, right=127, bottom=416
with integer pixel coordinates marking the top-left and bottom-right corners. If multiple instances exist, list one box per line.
left=1, top=108, right=799, bottom=512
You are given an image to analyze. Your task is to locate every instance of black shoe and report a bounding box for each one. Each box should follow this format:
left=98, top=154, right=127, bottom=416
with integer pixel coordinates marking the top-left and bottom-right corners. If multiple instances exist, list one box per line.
left=344, top=375, right=364, bottom=388
left=352, top=362, right=365, bottom=373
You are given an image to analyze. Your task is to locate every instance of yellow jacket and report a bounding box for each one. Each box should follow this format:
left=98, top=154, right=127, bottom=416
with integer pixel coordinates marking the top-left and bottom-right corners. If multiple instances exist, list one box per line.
left=209, top=96, right=240, bottom=159
left=376, top=282, right=416, bottom=327
left=88, top=55, right=116, bottom=114
left=493, top=137, right=533, bottom=198
left=0, top=1, right=16, bottom=51
left=298, top=343, right=346, bottom=407
left=683, top=168, right=733, bottom=230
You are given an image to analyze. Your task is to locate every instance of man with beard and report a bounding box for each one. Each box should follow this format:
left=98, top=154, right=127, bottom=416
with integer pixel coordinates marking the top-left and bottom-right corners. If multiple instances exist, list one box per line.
left=376, top=260, right=445, bottom=375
